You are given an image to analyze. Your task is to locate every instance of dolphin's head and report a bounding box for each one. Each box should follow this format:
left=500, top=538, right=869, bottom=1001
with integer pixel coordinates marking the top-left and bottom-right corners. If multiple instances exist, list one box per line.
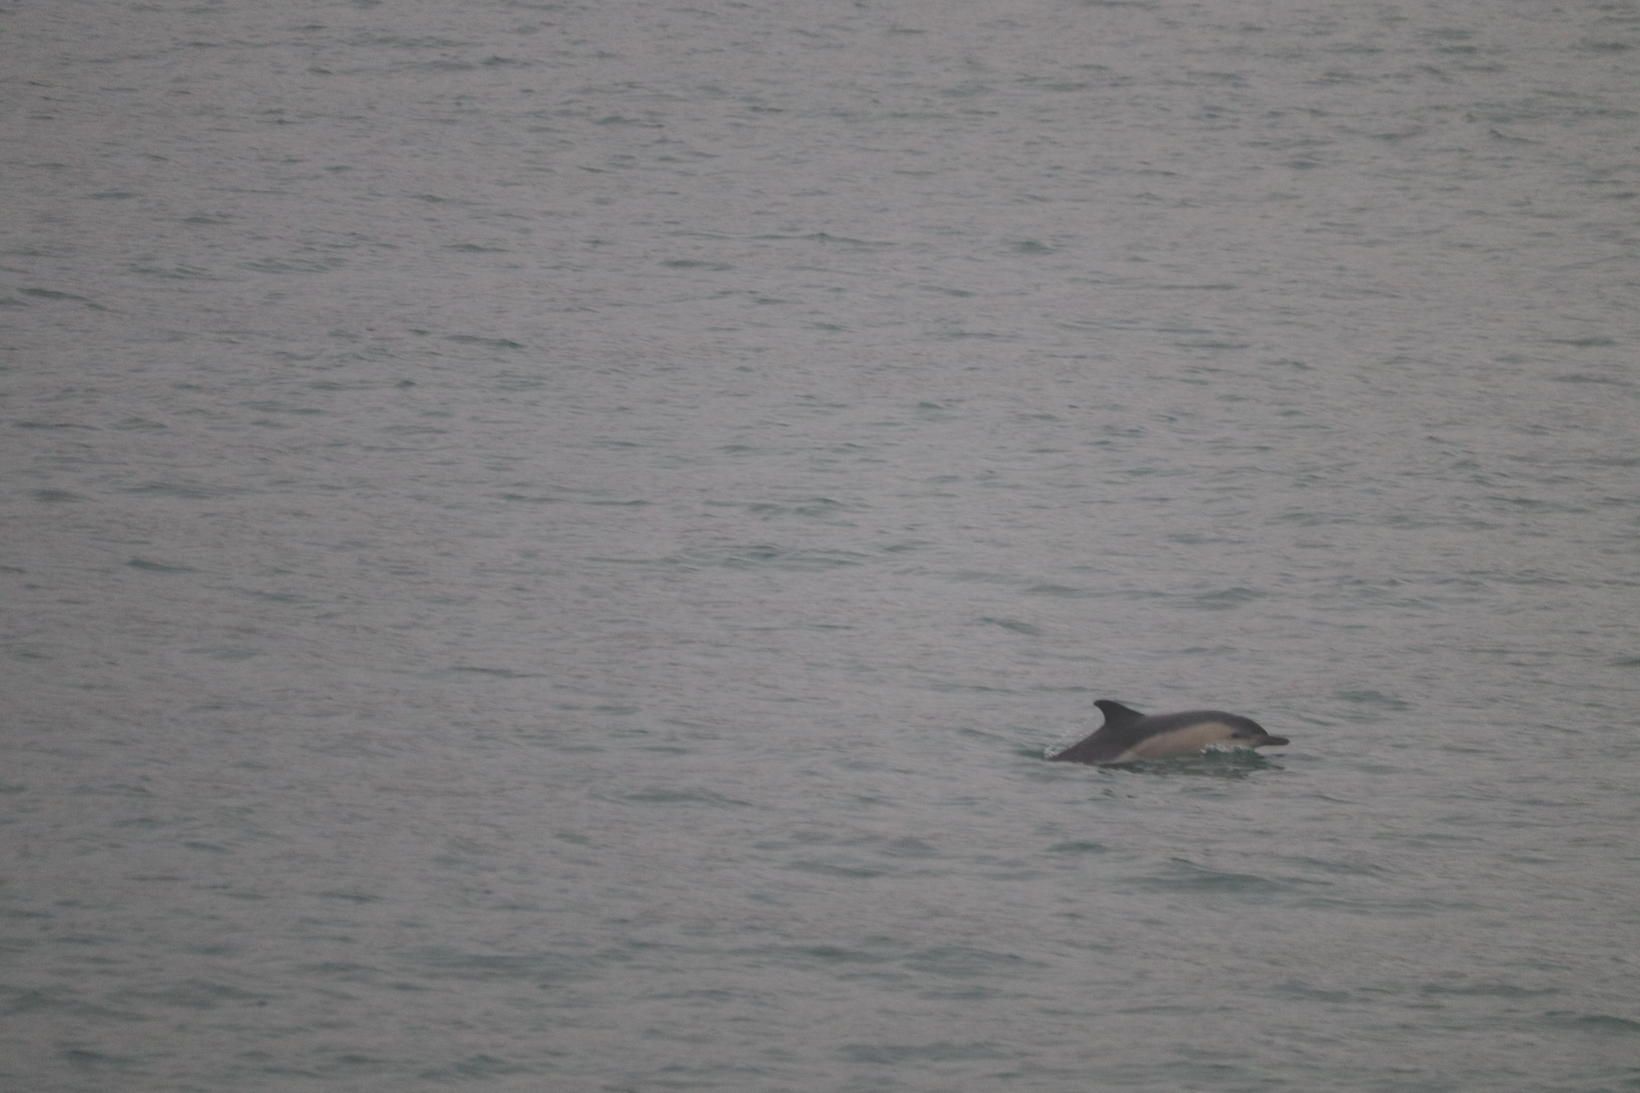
left=1225, top=715, right=1288, bottom=749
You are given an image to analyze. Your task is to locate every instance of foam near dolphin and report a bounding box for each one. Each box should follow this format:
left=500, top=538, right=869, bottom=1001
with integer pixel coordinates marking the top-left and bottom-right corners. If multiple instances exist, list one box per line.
left=1051, top=700, right=1289, bottom=765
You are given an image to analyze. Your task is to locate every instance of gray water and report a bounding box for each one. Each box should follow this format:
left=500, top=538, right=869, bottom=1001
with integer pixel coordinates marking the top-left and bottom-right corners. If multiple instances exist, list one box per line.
left=5, top=1, right=1640, bottom=1089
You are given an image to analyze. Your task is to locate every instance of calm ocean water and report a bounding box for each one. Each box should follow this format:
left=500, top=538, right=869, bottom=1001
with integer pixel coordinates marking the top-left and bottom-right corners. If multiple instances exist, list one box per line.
left=5, top=1, right=1639, bottom=1089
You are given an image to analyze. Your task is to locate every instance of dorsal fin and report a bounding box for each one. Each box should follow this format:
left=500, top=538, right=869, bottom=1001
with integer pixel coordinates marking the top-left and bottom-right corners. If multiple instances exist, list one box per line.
left=1094, top=700, right=1145, bottom=729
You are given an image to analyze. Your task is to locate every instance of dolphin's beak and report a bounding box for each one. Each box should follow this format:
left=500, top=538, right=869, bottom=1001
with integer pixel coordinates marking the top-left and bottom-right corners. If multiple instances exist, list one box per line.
left=1257, top=734, right=1290, bottom=748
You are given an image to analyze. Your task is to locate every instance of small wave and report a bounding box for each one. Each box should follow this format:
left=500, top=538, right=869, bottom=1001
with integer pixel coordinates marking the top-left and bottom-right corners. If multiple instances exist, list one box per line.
left=1138, top=858, right=1319, bottom=897
left=126, top=557, right=197, bottom=574
left=1542, top=1011, right=1640, bottom=1035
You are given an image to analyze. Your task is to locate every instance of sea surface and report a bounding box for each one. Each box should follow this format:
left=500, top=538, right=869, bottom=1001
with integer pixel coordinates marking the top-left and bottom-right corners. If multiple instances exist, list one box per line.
left=4, top=1, right=1639, bottom=1090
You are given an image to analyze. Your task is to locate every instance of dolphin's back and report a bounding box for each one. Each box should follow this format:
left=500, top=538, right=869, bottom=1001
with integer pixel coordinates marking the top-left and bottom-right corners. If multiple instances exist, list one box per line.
left=1050, top=700, right=1148, bottom=763
left=1050, top=702, right=1252, bottom=765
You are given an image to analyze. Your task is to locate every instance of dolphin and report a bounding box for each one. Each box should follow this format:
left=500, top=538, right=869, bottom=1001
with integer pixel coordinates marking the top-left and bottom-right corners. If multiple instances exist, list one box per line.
left=1050, top=700, right=1289, bottom=765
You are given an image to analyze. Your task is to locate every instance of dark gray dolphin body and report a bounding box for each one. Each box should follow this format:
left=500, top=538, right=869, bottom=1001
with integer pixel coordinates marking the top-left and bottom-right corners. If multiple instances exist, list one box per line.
left=1051, top=700, right=1289, bottom=765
